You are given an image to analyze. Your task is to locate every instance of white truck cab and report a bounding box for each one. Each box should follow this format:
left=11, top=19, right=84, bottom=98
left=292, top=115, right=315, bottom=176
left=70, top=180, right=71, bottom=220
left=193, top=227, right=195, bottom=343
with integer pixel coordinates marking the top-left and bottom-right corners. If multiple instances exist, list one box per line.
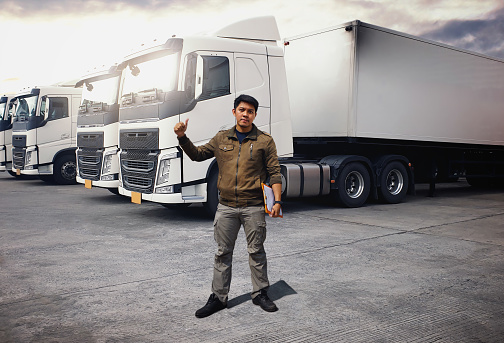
left=11, top=86, right=82, bottom=184
left=116, top=17, right=293, bottom=214
left=0, top=95, right=16, bottom=174
left=75, top=66, right=121, bottom=191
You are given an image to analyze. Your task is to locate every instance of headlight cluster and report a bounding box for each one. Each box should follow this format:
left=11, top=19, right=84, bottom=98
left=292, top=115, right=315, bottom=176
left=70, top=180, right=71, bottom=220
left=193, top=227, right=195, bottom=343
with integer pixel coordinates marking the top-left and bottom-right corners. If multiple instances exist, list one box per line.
left=102, top=153, right=113, bottom=174
left=157, top=159, right=171, bottom=185
left=154, top=152, right=178, bottom=194
left=25, top=150, right=36, bottom=169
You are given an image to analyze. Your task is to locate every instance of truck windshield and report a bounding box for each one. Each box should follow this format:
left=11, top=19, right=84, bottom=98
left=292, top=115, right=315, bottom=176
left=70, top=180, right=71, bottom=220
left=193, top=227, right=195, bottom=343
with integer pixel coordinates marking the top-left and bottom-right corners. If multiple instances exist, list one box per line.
left=120, top=52, right=180, bottom=101
left=15, top=95, right=38, bottom=121
left=81, top=75, right=120, bottom=107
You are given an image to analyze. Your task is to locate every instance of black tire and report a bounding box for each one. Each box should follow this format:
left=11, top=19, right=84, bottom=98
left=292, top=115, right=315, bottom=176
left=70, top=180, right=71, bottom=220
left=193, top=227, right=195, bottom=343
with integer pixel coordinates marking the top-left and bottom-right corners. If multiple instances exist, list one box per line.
left=203, top=167, right=219, bottom=217
left=379, top=161, right=409, bottom=204
left=53, top=154, right=77, bottom=185
left=334, top=162, right=370, bottom=208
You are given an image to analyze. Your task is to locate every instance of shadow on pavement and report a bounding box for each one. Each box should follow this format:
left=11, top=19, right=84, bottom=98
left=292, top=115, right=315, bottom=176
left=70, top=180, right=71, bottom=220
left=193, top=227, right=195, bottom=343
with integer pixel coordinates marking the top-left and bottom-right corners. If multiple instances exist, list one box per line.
left=227, top=280, right=297, bottom=308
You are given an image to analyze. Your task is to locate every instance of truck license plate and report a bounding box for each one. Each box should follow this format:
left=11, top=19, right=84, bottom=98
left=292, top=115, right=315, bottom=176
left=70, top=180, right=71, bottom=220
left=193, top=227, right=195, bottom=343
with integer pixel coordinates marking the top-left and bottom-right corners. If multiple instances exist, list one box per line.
left=131, top=191, right=141, bottom=204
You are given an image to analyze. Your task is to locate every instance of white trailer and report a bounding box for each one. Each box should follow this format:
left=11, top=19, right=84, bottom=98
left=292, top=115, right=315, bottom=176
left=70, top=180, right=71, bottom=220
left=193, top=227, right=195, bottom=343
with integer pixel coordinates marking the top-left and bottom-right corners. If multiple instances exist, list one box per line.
left=0, top=95, right=16, bottom=175
left=12, top=86, right=82, bottom=184
left=283, top=20, right=504, bottom=204
left=75, top=66, right=121, bottom=192
left=114, top=17, right=504, bottom=214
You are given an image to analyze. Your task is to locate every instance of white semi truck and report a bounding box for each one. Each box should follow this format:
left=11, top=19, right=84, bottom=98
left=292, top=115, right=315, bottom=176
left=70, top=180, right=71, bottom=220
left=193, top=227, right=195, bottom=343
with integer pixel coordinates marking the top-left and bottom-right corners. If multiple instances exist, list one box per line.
left=12, top=86, right=82, bottom=184
left=75, top=66, right=121, bottom=192
left=116, top=17, right=504, bottom=214
left=0, top=95, right=16, bottom=175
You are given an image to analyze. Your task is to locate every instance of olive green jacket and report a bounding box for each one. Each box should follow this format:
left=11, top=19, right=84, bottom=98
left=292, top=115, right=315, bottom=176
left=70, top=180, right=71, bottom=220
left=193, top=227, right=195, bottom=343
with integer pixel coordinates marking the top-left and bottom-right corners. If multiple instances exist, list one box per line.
left=178, top=124, right=282, bottom=207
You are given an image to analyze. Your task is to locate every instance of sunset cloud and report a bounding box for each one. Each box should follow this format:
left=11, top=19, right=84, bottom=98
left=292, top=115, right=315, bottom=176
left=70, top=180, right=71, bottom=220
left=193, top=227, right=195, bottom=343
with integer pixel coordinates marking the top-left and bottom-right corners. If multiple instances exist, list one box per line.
left=1, top=0, right=502, bottom=93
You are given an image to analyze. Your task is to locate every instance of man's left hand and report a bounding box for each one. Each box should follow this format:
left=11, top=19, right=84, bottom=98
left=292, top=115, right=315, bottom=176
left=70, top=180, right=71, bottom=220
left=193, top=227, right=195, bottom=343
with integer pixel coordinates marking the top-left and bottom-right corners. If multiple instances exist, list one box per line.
left=270, top=203, right=282, bottom=217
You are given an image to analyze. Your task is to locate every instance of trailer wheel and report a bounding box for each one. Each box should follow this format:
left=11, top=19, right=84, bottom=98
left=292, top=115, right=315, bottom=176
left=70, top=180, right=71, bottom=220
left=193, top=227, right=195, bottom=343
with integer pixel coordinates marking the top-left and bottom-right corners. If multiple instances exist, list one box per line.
left=204, top=168, right=219, bottom=217
left=335, top=162, right=370, bottom=207
left=379, top=161, right=408, bottom=204
left=53, top=154, right=77, bottom=185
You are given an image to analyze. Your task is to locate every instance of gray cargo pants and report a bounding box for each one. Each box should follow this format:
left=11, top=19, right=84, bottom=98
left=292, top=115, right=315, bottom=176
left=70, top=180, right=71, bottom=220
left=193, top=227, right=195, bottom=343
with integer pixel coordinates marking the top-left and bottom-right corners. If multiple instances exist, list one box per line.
left=212, top=203, right=269, bottom=303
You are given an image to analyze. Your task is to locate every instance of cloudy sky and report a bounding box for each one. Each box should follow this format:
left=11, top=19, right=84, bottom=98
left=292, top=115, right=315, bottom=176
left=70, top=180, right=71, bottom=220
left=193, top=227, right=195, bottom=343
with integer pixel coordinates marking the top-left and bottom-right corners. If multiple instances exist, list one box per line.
left=1, top=0, right=503, bottom=94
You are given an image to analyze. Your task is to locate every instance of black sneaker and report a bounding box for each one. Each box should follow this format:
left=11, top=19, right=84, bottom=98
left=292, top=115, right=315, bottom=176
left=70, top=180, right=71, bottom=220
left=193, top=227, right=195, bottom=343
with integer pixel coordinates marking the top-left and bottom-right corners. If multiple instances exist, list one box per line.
left=195, top=293, right=227, bottom=318
left=252, top=290, right=278, bottom=312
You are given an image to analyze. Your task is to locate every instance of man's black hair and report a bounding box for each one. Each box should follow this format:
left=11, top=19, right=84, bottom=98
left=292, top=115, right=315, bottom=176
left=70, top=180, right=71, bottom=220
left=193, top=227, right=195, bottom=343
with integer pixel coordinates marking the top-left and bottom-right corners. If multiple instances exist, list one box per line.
left=234, top=94, right=259, bottom=112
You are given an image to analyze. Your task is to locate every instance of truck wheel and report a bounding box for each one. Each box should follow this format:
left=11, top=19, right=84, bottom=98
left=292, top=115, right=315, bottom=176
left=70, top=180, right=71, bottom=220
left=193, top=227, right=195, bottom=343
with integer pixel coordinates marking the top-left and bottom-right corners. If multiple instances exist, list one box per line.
left=379, top=161, right=408, bottom=204
left=53, top=154, right=77, bottom=185
left=335, top=162, right=370, bottom=207
left=204, top=168, right=219, bottom=217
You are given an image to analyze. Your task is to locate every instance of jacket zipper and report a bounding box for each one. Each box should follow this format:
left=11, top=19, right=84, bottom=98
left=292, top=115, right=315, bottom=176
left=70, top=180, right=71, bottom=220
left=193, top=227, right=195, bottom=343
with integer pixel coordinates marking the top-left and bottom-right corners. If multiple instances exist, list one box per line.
left=250, top=143, right=253, bottom=160
left=235, top=142, right=242, bottom=203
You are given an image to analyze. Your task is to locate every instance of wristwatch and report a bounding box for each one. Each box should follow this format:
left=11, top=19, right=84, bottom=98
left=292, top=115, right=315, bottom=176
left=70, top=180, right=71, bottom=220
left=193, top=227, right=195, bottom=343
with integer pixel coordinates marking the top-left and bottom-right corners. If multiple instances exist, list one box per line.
left=274, top=201, right=283, bottom=205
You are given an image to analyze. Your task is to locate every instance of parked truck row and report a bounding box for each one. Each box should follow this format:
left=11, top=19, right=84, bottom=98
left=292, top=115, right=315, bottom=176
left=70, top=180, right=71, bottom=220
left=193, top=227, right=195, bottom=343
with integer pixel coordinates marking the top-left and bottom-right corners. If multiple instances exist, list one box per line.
left=3, top=17, right=504, bottom=215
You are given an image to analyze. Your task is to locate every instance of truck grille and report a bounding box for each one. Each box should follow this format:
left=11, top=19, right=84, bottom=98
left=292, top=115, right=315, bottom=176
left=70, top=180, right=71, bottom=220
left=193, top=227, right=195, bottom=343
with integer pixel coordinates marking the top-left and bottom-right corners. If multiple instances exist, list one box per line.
left=12, top=135, right=26, bottom=148
left=12, top=148, right=25, bottom=169
left=123, top=175, right=152, bottom=189
left=120, top=149, right=159, bottom=193
left=77, top=132, right=104, bottom=149
left=122, top=160, right=155, bottom=172
left=119, top=129, right=159, bottom=150
left=77, top=149, right=102, bottom=181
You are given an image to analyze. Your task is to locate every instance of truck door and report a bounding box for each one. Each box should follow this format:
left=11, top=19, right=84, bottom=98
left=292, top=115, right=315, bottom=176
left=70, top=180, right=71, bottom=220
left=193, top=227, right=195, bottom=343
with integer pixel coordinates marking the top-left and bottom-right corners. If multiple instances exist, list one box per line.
left=234, top=53, right=271, bottom=133
left=179, top=51, right=235, bottom=182
left=37, top=95, right=72, bottom=165
left=180, top=51, right=236, bottom=143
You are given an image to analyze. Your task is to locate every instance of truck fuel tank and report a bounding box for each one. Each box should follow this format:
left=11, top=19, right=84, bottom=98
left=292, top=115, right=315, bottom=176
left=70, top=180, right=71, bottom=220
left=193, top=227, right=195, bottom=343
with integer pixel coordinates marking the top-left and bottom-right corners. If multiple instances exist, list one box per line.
left=280, top=163, right=330, bottom=198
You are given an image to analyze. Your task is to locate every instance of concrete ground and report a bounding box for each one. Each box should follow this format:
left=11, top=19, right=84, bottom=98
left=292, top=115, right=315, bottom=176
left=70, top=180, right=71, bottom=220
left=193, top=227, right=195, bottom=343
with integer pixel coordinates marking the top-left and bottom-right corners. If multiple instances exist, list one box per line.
left=0, top=172, right=503, bottom=342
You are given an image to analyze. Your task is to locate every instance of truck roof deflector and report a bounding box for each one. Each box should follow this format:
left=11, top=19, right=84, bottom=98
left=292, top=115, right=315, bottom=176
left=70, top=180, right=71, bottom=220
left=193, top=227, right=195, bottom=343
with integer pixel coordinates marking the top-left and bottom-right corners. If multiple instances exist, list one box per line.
left=212, top=16, right=281, bottom=42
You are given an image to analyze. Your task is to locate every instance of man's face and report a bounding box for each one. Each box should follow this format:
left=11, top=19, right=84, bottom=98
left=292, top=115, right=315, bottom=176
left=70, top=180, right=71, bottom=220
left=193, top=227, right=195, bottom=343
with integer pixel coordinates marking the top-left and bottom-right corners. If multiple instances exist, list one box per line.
left=232, top=101, right=256, bottom=132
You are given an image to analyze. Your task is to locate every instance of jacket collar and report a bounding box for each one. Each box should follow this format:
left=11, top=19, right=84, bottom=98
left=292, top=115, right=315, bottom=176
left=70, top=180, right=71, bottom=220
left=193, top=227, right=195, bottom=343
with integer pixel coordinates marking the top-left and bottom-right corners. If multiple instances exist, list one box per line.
left=227, top=124, right=259, bottom=141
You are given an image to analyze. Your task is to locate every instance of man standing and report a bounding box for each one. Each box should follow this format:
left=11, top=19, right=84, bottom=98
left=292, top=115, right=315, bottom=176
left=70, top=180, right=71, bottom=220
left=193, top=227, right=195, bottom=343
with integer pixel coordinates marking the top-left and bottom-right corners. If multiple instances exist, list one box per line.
left=174, top=94, right=283, bottom=318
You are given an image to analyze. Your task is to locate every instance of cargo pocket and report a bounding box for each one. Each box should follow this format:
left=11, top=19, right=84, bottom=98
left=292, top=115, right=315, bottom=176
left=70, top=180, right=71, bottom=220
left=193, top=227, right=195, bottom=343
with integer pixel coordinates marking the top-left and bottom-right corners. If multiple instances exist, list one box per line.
left=246, top=220, right=266, bottom=254
left=218, top=144, right=234, bottom=162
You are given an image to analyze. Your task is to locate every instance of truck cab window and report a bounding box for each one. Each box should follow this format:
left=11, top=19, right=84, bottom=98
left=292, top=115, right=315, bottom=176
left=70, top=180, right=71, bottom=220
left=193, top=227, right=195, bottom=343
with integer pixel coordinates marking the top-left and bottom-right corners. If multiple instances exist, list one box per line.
left=46, top=97, right=69, bottom=121
left=199, top=56, right=230, bottom=101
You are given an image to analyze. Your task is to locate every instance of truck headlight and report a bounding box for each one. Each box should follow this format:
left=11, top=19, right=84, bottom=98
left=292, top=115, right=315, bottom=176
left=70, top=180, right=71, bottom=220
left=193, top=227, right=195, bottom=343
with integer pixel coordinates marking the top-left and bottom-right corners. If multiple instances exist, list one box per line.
left=156, top=152, right=178, bottom=185
left=157, top=159, right=171, bottom=185
left=102, top=153, right=113, bottom=174
left=25, top=150, right=33, bottom=165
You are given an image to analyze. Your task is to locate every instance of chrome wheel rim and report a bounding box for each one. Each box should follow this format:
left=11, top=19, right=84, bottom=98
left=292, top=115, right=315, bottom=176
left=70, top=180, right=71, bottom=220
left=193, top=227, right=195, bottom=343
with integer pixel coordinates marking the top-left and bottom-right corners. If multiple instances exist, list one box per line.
left=61, top=161, right=77, bottom=180
left=386, top=169, right=404, bottom=195
left=345, top=171, right=365, bottom=199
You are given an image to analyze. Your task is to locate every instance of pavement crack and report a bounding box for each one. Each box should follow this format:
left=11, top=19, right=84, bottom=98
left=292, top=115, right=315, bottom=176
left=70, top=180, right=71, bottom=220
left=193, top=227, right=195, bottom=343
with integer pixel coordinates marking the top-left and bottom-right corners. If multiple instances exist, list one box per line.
left=0, top=266, right=209, bottom=308
left=271, top=211, right=504, bottom=259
